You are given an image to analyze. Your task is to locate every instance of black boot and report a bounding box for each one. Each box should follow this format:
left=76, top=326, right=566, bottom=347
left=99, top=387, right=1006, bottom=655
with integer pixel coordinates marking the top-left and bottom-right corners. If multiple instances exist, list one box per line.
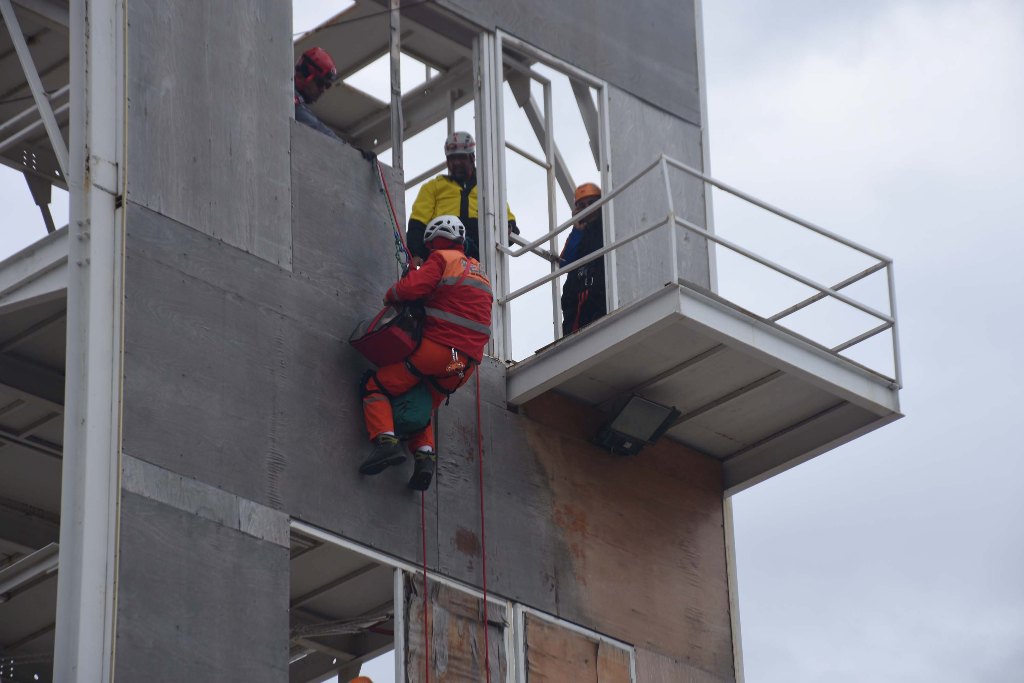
left=359, top=434, right=405, bottom=475
left=407, top=450, right=436, bottom=491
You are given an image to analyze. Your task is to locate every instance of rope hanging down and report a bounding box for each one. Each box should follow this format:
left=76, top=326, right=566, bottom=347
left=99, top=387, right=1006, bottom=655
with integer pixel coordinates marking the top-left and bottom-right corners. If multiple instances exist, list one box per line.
left=476, top=371, right=492, bottom=683
left=375, top=159, right=412, bottom=271
left=420, top=488, right=430, bottom=683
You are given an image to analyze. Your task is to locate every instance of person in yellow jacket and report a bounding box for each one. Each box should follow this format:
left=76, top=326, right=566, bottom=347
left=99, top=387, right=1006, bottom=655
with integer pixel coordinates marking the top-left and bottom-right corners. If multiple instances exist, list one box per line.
left=406, top=131, right=519, bottom=264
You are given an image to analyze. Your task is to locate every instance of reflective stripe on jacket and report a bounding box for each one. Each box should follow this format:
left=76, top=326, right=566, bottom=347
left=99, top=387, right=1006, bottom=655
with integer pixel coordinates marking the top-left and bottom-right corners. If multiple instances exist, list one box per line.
left=387, top=248, right=493, bottom=361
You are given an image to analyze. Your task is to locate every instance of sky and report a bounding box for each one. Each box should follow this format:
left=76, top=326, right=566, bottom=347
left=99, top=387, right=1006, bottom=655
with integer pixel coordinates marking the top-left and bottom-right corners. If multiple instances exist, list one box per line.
left=2, top=0, right=1021, bottom=681
left=703, top=0, right=1024, bottom=680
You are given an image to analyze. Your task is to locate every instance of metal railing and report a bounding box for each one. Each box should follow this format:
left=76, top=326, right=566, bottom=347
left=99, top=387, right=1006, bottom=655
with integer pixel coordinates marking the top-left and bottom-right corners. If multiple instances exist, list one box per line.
left=493, top=153, right=902, bottom=389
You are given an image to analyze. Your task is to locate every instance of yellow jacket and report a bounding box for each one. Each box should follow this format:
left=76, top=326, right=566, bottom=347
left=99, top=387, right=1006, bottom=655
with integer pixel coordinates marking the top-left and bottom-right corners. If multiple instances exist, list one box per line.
left=407, top=174, right=517, bottom=259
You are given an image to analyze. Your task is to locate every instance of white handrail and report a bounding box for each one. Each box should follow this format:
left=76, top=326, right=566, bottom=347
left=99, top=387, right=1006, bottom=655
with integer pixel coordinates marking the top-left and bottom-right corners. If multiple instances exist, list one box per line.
left=494, top=152, right=902, bottom=386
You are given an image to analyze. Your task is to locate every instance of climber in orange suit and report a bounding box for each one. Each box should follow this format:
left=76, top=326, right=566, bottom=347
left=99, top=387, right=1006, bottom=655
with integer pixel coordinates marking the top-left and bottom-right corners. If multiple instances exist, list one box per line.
left=360, top=215, right=493, bottom=490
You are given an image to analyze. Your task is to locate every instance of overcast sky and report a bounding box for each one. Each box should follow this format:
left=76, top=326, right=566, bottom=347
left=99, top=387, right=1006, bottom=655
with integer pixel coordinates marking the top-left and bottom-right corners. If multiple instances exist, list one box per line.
left=2, top=1, right=1021, bottom=681
left=704, top=1, right=1024, bottom=680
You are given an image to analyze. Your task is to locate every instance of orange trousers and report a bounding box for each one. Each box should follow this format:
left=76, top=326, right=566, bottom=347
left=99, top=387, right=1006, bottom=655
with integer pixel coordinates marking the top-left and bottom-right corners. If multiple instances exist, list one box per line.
left=362, top=337, right=475, bottom=452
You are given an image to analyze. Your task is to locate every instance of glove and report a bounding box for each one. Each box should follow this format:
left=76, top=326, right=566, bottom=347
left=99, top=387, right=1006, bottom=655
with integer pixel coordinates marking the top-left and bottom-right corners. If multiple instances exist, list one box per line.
left=360, top=148, right=377, bottom=162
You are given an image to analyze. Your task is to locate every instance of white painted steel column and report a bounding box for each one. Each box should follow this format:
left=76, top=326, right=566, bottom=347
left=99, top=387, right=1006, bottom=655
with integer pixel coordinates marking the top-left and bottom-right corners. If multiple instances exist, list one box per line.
left=693, top=0, right=718, bottom=292
left=473, top=33, right=499, bottom=358
left=388, top=0, right=403, bottom=173
left=0, top=0, right=69, bottom=178
left=598, top=84, right=618, bottom=310
left=53, top=0, right=126, bottom=679
left=886, top=262, right=902, bottom=388
left=661, top=155, right=680, bottom=283
left=543, top=80, right=561, bottom=339
left=393, top=569, right=406, bottom=683
left=492, top=33, right=512, bottom=360
left=723, top=498, right=745, bottom=683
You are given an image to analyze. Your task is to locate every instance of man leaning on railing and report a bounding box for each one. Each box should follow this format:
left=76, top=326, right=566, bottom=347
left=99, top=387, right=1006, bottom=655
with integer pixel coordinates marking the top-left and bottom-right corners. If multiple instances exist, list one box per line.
left=559, top=183, right=607, bottom=335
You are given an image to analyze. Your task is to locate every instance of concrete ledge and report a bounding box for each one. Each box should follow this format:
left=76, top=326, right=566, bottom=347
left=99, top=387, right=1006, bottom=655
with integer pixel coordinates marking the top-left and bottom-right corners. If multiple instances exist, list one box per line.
left=122, top=454, right=289, bottom=548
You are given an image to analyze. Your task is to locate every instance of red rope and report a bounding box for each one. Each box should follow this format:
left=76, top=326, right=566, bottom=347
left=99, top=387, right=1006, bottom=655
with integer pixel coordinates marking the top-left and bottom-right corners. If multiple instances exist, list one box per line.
left=420, top=490, right=430, bottom=683
left=476, top=370, right=491, bottom=682
left=375, top=159, right=411, bottom=261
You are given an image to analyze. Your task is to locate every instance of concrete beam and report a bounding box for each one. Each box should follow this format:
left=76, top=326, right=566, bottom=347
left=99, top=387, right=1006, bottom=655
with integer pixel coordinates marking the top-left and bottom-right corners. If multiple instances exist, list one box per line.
left=0, top=353, right=64, bottom=407
left=0, top=495, right=60, bottom=551
left=11, top=0, right=68, bottom=29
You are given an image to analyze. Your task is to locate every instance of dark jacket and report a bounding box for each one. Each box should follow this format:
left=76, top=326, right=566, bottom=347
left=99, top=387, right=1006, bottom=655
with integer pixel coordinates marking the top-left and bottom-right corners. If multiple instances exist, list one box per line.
left=560, top=217, right=607, bottom=335
left=294, top=90, right=340, bottom=140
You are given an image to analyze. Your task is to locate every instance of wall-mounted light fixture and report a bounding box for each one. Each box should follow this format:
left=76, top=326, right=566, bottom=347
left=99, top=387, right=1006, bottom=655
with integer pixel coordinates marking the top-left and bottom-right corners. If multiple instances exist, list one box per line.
left=595, top=395, right=680, bottom=456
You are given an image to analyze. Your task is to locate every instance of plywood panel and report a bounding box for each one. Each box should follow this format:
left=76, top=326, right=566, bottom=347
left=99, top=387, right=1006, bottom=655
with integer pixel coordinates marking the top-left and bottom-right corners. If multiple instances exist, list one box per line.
left=598, top=641, right=633, bottom=683
left=524, top=614, right=632, bottom=683
left=126, top=0, right=292, bottom=266
left=635, top=647, right=731, bottom=683
left=405, top=578, right=506, bottom=682
left=519, top=391, right=734, bottom=678
left=525, top=615, right=598, bottom=682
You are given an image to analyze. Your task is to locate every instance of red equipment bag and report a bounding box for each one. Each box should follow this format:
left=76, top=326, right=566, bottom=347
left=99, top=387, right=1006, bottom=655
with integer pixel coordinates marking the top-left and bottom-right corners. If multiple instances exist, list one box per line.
left=350, top=305, right=422, bottom=367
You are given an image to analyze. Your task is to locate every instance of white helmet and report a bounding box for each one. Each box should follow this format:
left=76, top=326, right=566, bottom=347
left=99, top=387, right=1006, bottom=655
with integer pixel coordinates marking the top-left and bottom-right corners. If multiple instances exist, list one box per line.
left=444, top=131, right=475, bottom=156
left=424, top=215, right=466, bottom=245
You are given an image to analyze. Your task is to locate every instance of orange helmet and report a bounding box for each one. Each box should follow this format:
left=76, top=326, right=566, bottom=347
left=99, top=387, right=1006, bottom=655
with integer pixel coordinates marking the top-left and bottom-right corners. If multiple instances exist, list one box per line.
left=574, top=182, right=601, bottom=203
left=348, top=677, right=374, bottom=683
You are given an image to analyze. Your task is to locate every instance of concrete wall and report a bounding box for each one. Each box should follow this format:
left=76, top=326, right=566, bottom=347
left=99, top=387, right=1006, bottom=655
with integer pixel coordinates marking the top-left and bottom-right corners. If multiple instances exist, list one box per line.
left=434, top=0, right=702, bottom=124
left=114, top=1, right=731, bottom=680
left=608, top=85, right=711, bottom=306
left=126, top=0, right=293, bottom=268
left=117, top=123, right=733, bottom=681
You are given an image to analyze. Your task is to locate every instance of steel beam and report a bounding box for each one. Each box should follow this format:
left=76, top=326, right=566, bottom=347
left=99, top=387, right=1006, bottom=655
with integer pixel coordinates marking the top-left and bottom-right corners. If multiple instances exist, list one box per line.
left=0, top=354, right=65, bottom=407
left=670, top=371, right=784, bottom=427
left=52, top=0, right=125, bottom=678
left=0, top=0, right=68, bottom=177
left=388, top=0, right=402, bottom=173
left=0, top=495, right=60, bottom=551
left=349, top=60, right=473, bottom=152
left=0, top=426, right=62, bottom=459
left=11, top=0, right=67, bottom=29
left=290, top=562, right=379, bottom=610
left=0, top=541, right=58, bottom=601
left=569, top=79, right=600, bottom=167
left=506, top=72, right=575, bottom=205
left=0, top=310, right=64, bottom=353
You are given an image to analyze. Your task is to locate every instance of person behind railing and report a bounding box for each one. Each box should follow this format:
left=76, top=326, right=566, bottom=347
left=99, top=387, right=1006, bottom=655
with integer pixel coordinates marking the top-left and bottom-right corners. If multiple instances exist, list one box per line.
left=406, top=132, right=519, bottom=265
left=559, top=183, right=607, bottom=335
left=359, top=216, right=493, bottom=491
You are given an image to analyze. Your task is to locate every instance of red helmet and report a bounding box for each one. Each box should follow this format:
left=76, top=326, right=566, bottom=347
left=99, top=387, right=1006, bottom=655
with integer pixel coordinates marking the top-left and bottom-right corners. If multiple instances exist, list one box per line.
left=296, top=47, right=338, bottom=91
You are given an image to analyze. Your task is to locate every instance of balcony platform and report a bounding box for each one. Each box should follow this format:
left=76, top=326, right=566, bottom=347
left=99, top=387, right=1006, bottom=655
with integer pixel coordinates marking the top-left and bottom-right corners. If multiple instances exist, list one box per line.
left=507, top=281, right=902, bottom=494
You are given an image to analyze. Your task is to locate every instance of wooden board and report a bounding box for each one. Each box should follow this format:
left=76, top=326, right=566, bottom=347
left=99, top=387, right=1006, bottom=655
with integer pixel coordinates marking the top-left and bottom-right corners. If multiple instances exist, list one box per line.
left=635, top=647, right=732, bottom=683
left=405, top=578, right=507, bottom=682
left=524, top=613, right=631, bottom=683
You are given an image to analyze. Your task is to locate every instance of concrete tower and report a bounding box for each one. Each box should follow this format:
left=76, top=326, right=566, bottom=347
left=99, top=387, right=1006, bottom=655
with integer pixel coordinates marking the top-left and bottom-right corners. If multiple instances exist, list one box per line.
left=0, top=1, right=902, bottom=681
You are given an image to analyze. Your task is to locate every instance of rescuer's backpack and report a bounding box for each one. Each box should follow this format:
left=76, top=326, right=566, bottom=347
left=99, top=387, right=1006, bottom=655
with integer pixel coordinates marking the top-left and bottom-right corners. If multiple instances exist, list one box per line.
left=350, top=305, right=423, bottom=367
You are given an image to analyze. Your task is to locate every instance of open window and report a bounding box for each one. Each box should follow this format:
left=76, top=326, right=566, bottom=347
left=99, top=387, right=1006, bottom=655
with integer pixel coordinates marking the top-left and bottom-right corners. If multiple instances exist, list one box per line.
left=290, top=528, right=397, bottom=682
left=0, top=1, right=71, bottom=257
